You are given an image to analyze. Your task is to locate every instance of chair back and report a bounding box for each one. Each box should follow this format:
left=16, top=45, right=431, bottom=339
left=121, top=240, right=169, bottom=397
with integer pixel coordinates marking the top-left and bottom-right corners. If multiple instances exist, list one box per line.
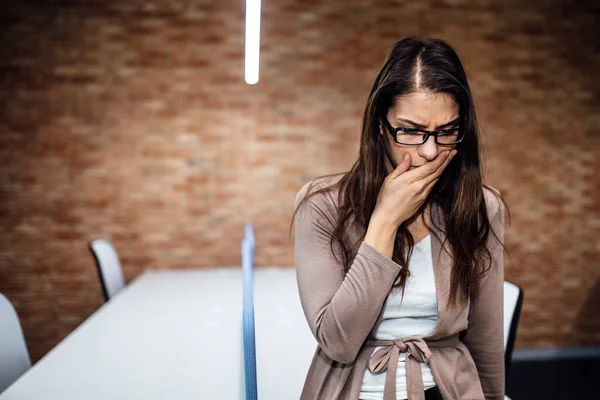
left=89, top=239, right=125, bottom=301
left=0, top=293, right=32, bottom=393
left=503, top=281, right=523, bottom=377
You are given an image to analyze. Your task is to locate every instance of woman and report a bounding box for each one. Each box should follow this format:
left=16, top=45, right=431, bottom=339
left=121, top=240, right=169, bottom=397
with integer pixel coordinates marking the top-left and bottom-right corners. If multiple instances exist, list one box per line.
left=292, top=37, right=508, bottom=400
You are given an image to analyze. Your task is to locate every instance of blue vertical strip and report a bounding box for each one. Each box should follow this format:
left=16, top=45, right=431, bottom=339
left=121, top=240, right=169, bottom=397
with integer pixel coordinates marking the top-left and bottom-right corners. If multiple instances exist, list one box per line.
left=242, top=223, right=258, bottom=400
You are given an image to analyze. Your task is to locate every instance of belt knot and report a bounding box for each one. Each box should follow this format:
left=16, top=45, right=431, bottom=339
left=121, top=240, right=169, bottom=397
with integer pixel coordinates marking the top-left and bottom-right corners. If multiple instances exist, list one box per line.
left=367, top=337, right=431, bottom=374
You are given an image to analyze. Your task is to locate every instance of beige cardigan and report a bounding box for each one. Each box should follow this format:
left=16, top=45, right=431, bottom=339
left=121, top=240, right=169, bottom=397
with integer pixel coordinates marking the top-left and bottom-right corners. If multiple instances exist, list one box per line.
left=294, top=176, right=505, bottom=400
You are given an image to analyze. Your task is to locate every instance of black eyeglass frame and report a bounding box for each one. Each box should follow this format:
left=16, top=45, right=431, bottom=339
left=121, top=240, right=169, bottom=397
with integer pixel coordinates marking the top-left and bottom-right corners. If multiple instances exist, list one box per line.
left=382, top=118, right=465, bottom=146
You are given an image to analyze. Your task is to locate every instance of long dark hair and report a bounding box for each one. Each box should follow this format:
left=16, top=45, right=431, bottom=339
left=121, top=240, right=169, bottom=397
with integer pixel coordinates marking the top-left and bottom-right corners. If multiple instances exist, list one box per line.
left=291, top=37, right=509, bottom=308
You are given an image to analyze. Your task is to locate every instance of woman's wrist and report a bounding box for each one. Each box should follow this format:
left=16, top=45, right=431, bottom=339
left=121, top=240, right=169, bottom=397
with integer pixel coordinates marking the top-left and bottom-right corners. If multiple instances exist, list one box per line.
left=364, top=217, right=399, bottom=259
left=370, top=213, right=402, bottom=234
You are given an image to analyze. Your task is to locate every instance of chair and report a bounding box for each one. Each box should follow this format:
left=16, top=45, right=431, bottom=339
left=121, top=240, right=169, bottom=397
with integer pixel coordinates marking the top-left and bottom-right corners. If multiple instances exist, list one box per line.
left=241, top=222, right=258, bottom=400
left=89, top=239, right=125, bottom=302
left=503, top=281, right=523, bottom=400
left=0, top=293, right=32, bottom=393
left=503, top=281, right=523, bottom=375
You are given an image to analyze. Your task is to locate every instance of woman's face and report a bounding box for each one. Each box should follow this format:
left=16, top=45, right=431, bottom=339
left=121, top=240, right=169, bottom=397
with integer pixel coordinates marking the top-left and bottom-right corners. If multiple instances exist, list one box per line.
left=380, top=91, right=460, bottom=173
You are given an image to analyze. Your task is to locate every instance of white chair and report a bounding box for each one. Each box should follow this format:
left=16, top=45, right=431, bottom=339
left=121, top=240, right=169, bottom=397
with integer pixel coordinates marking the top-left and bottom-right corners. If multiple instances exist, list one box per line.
left=0, top=293, right=32, bottom=393
left=89, top=239, right=125, bottom=302
left=503, top=281, right=523, bottom=374
left=503, top=281, right=523, bottom=400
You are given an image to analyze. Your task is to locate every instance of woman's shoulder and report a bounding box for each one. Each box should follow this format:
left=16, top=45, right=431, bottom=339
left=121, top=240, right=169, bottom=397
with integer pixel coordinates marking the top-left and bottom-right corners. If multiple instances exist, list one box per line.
left=482, top=185, right=504, bottom=221
left=295, top=174, right=345, bottom=210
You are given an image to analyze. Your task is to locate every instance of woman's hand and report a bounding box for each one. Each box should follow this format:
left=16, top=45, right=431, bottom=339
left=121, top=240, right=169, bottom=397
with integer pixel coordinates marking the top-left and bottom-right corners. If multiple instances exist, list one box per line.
left=363, top=149, right=457, bottom=258
left=372, top=149, right=457, bottom=229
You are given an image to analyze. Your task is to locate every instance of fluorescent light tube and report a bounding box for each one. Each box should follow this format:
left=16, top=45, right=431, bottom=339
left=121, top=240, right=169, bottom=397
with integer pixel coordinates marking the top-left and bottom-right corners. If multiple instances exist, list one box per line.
left=245, top=0, right=261, bottom=84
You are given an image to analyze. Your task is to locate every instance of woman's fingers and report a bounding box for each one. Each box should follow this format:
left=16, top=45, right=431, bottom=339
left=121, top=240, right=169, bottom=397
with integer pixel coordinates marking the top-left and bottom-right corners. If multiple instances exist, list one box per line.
left=403, top=150, right=451, bottom=181
left=386, top=153, right=411, bottom=181
left=417, top=149, right=457, bottom=187
left=417, top=152, right=453, bottom=198
left=434, top=149, right=457, bottom=175
left=418, top=150, right=456, bottom=186
left=421, top=174, right=440, bottom=199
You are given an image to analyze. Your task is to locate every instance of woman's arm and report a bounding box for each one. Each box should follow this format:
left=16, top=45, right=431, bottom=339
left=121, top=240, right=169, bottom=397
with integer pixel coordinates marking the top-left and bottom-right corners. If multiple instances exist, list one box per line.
left=294, top=182, right=402, bottom=364
left=462, top=187, right=506, bottom=399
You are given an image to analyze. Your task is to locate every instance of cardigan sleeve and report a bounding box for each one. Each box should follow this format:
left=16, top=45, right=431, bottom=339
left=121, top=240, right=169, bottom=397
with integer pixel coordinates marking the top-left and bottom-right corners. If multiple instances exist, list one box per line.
left=294, top=181, right=402, bottom=364
left=462, top=187, right=506, bottom=400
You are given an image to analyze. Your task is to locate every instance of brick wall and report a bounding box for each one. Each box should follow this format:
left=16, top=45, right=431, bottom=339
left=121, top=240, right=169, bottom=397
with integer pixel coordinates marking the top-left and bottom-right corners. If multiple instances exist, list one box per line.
left=0, top=0, right=598, bottom=362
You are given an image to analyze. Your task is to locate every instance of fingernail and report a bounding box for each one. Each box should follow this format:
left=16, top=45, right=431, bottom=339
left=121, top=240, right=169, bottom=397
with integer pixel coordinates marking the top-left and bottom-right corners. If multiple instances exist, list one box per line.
left=451, top=150, right=458, bottom=156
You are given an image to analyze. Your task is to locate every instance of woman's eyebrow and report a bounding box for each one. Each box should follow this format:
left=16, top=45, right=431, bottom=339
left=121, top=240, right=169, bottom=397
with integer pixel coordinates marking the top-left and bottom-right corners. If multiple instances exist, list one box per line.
left=396, top=117, right=460, bottom=129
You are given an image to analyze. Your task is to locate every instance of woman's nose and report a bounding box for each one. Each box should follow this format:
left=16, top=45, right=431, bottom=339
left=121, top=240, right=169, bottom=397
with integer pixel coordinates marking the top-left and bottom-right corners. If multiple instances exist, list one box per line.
left=418, top=135, right=440, bottom=161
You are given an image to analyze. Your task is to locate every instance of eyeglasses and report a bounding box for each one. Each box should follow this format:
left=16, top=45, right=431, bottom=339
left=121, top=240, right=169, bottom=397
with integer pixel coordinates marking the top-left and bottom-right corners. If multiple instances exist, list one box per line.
left=382, top=118, right=464, bottom=146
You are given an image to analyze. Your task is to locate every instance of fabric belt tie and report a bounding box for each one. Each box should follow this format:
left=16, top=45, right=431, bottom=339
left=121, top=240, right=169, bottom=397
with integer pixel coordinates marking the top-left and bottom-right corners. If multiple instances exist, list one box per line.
left=365, top=334, right=459, bottom=400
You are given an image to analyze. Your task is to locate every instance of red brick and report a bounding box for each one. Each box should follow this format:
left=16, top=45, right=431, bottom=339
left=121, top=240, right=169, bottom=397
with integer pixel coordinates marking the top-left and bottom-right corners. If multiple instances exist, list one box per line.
left=0, top=0, right=599, bottom=363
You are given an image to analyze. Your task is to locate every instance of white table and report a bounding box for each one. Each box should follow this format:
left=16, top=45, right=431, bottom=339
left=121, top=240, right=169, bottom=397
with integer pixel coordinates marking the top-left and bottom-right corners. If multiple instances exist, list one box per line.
left=0, top=268, right=317, bottom=400
left=254, top=268, right=316, bottom=399
left=0, top=269, right=247, bottom=400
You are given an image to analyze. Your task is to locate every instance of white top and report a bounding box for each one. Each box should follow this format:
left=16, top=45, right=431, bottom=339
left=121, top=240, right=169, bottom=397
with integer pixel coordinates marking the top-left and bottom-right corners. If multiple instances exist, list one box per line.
left=360, top=234, right=438, bottom=400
